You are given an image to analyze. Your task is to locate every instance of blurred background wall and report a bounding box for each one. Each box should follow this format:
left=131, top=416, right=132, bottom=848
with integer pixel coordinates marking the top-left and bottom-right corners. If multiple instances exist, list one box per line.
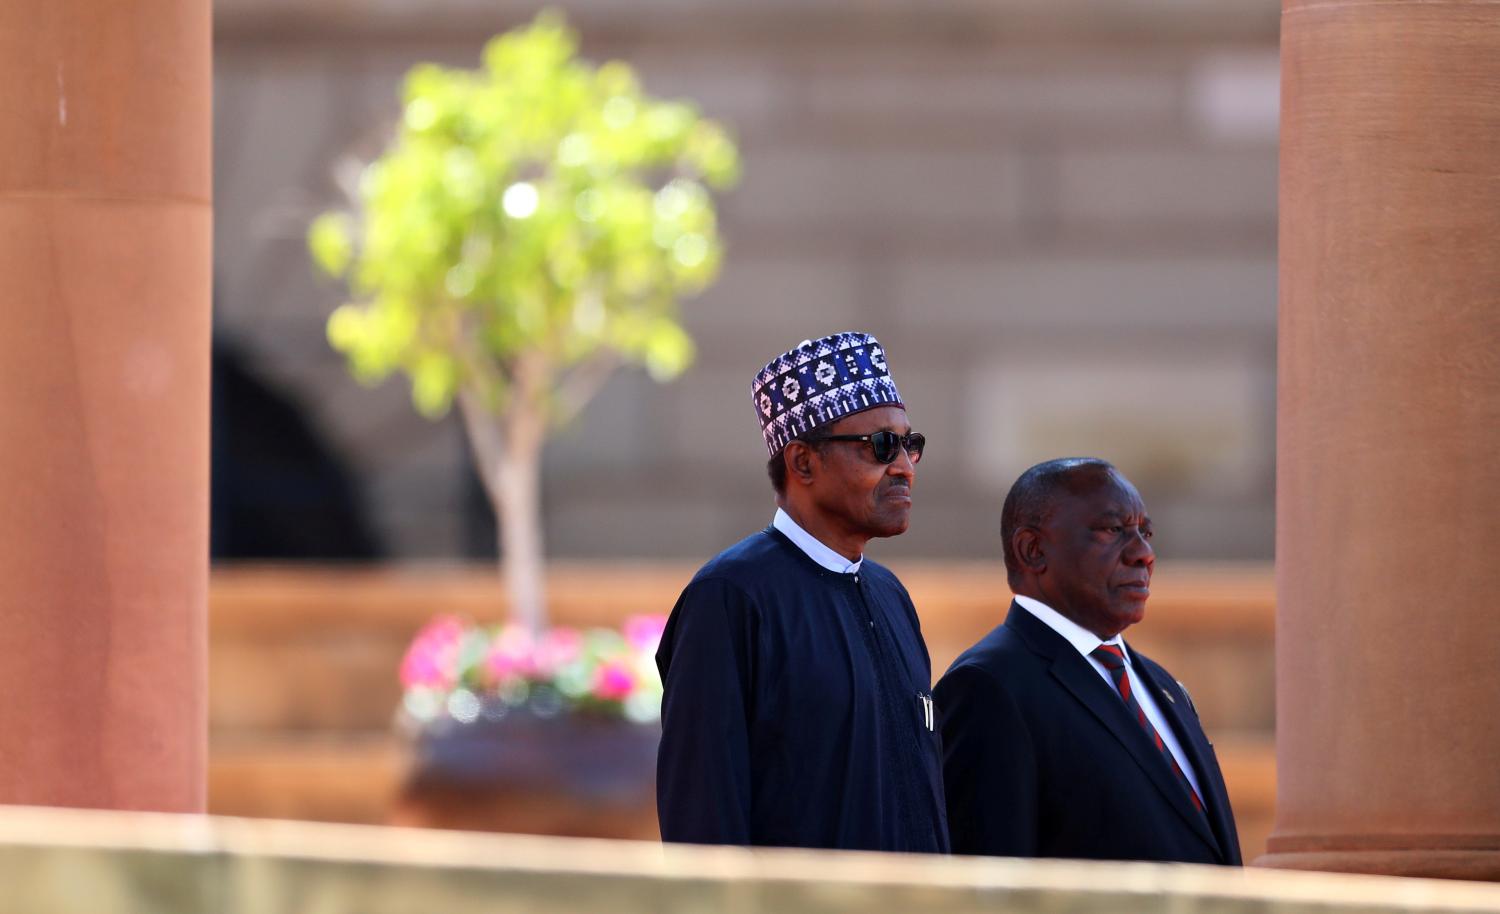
left=210, top=0, right=1281, bottom=565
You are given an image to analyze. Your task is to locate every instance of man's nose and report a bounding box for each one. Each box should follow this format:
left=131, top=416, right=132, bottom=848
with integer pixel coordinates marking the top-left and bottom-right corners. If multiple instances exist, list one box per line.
left=1124, top=531, right=1154, bottom=566
left=887, top=445, right=916, bottom=480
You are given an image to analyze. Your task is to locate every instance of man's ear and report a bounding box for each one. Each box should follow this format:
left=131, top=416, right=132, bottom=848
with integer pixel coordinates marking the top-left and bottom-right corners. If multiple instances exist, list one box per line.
left=1013, top=526, right=1046, bottom=574
left=785, top=441, right=819, bottom=488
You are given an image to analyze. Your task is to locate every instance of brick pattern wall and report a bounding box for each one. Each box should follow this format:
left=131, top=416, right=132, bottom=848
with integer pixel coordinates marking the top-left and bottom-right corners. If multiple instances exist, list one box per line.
left=212, top=0, right=1280, bottom=561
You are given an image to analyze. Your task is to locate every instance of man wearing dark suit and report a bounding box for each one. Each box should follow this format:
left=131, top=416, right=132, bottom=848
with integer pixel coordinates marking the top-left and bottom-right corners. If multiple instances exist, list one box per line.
left=936, top=457, right=1240, bottom=864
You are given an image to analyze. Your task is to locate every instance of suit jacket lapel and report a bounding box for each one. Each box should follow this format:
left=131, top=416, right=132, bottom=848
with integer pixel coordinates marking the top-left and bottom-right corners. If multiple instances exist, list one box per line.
left=1133, top=653, right=1236, bottom=862
left=1006, top=604, right=1221, bottom=856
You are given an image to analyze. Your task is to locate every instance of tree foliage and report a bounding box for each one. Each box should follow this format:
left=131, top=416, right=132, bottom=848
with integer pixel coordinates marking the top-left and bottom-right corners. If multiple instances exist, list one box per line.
left=309, top=11, right=740, bottom=422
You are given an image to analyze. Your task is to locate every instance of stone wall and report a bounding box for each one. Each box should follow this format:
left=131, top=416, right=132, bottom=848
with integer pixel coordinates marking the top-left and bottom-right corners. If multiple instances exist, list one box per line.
left=212, top=0, right=1280, bottom=560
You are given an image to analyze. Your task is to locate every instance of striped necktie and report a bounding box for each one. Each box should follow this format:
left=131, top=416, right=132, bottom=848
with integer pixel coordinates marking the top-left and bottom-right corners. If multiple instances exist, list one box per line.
left=1090, top=643, right=1205, bottom=813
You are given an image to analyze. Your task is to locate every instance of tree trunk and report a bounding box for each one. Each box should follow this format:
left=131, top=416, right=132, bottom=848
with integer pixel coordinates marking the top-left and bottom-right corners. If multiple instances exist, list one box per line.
left=458, top=389, right=549, bottom=634
left=495, top=430, right=547, bottom=634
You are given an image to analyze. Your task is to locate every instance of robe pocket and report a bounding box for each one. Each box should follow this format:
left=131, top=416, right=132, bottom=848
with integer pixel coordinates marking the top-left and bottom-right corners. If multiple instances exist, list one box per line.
left=913, top=691, right=935, bottom=733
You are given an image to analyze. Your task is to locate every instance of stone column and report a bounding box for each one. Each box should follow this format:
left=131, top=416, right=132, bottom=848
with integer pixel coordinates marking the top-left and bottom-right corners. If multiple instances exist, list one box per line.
left=0, top=1, right=210, bottom=810
left=1262, top=0, right=1500, bottom=880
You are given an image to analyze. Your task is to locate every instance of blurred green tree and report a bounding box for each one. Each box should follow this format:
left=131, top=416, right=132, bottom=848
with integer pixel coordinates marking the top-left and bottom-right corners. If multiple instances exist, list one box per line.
left=309, top=12, right=740, bottom=633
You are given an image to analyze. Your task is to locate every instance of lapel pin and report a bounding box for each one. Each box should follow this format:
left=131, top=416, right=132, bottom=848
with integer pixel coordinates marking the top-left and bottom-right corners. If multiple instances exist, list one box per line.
left=1161, top=689, right=1175, bottom=704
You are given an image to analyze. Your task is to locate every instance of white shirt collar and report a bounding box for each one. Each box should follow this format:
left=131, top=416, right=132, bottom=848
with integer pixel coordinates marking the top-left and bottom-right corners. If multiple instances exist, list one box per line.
left=772, top=508, right=863, bottom=574
left=1012, top=594, right=1128, bottom=660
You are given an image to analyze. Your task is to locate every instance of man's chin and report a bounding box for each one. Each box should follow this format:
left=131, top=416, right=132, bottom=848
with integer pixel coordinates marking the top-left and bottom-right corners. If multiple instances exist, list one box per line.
left=1109, top=604, right=1147, bottom=630
left=867, top=514, right=911, bottom=538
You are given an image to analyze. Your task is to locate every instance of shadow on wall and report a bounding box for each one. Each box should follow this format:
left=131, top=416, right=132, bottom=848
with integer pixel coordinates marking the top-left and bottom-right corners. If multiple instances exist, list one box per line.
left=210, top=338, right=384, bottom=561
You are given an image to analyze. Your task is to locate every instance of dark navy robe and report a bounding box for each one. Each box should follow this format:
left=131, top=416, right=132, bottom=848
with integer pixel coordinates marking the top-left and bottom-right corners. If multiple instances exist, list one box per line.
left=655, top=527, right=949, bottom=852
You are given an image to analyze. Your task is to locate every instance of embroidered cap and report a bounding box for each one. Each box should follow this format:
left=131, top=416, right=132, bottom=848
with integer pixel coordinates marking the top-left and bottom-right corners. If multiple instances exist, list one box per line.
left=752, top=331, right=904, bottom=457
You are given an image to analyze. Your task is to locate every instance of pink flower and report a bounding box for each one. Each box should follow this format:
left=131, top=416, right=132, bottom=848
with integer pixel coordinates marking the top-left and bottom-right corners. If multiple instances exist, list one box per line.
left=484, top=624, right=538, bottom=682
left=591, top=658, right=636, bottom=701
left=400, top=616, right=466, bottom=689
left=623, top=614, right=667, bottom=654
left=535, top=627, right=582, bottom=677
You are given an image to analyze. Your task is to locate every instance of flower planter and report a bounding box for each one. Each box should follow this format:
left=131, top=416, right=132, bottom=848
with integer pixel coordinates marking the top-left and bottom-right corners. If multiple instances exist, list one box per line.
left=391, top=709, right=661, bottom=838
left=392, top=613, right=665, bottom=838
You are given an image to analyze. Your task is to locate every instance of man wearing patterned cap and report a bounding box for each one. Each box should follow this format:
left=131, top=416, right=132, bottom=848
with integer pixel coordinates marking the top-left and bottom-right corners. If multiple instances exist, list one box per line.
left=655, top=331, right=947, bottom=852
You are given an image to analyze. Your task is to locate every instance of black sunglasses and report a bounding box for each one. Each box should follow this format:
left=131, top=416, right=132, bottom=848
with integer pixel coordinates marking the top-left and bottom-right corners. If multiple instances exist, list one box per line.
left=809, top=430, right=926, bottom=465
